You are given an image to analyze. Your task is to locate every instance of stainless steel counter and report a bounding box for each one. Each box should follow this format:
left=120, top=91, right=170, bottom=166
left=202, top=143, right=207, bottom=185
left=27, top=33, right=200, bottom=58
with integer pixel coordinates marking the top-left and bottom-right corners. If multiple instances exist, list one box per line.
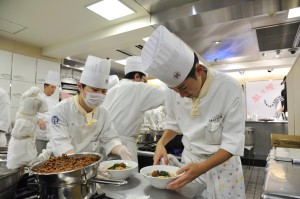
left=99, top=172, right=206, bottom=199
left=262, top=152, right=300, bottom=198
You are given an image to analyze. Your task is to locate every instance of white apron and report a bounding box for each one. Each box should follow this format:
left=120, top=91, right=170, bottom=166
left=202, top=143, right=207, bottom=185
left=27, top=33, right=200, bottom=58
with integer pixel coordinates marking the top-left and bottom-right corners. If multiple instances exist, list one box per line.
left=119, top=135, right=138, bottom=162
left=182, top=149, right=246, bottom=199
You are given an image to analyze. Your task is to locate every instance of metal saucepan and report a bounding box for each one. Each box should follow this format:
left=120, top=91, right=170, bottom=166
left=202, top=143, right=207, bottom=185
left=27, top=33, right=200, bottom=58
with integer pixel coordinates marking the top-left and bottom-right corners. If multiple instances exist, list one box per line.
left=29, top=152, right=127, bottom=186
left=0, top=158, right=24, bottom=199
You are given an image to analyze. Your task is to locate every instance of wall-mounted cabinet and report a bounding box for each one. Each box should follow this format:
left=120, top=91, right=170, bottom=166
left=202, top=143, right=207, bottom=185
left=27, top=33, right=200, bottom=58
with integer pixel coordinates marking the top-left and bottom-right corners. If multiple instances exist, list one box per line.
left=36, top=59, right=60, bottom=84
left=10, top=80, right=35, bottom=108
left=12, top=53, right=36, bottom=82
left=0, top=50, right=12, bottom=80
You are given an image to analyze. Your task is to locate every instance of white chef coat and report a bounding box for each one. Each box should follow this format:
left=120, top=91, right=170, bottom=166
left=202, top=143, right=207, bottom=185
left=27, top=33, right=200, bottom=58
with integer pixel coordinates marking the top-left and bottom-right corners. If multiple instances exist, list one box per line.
left=48, top=96, right=122, bottom=157
left=165, top=68, right=246, bottom=198
left=0, top=87, right=10, bottom=132
left=102, top=79, right=166, bottom=161
left=36, top=92, right=58, bottom=141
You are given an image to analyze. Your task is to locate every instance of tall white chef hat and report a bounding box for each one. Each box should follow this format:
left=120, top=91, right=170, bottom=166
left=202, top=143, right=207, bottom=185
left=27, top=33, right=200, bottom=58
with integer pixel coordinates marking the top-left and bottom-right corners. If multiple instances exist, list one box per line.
left=141, top=25, right=194, bottom=88
left=45, top=71, right=60, bottom=86
left=80, top=55, right=111, bottom=89
left=108, top=75, right=119, bottom=89
left=125, top=56, right=147, bottom=76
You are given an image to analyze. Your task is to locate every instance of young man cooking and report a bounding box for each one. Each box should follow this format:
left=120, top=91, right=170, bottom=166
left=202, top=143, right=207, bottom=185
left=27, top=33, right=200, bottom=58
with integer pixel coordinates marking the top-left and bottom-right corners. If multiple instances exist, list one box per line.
left=47, top=55, right=131, bottom=160
left=141, top=26, right=246, bottom=199
left=102, top=56, right=166, bottom=162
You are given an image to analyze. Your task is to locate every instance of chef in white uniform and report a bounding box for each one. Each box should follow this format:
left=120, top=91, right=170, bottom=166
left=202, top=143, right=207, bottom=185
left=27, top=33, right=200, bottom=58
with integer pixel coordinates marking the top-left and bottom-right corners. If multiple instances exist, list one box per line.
left=36, top=71, right=60, bottom=141
left=141, top=26, right=246, bottom=199
left=0, top=86, right=10, bottom=146
left=102, top=56, right=166, bottom=162
left=48, top=55, right=132, bottom=160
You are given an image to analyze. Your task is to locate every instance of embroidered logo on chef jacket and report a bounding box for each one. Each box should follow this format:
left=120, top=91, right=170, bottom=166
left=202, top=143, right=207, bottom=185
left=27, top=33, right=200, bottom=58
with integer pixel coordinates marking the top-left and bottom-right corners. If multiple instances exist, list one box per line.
left=173, top=71, right=181, bottom=79
left=209, top=113, right=223, bottom=122
left=51, top=116, right=59, bottom=125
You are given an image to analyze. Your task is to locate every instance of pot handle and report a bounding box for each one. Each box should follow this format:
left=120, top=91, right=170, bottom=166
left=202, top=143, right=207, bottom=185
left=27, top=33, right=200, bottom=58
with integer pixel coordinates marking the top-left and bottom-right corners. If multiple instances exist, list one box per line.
left=89, top=178, right=128, bottom=186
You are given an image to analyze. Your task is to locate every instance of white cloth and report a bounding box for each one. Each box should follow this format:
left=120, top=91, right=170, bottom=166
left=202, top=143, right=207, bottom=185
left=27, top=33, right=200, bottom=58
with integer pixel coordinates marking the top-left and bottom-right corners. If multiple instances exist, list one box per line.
left=48, top=96, right=122, bottom=157
left=80, top=55, right=110, bottom=89
left=36, top=92, right=59, bottom=141
left=7, top=86, right=48, bottom=169
left=163, top=68, right=246, bottom=198
left=0, top=87, right=10, bottom=132
left=181, top=149, right=245, bottom=199
left=108, top=75, right=119, bottom=89
left=102, top=79, right=166, bottom=161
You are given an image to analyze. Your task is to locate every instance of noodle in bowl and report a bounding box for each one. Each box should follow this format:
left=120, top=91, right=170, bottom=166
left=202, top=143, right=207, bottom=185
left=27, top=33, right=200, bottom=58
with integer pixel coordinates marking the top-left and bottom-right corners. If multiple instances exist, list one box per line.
left=140, top=165, right=182, bottom=189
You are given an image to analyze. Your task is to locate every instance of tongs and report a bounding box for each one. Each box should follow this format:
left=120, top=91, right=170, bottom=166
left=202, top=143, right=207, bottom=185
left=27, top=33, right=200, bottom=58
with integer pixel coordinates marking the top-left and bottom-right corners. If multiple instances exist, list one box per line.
left=89, top=178, right=128, bottom=186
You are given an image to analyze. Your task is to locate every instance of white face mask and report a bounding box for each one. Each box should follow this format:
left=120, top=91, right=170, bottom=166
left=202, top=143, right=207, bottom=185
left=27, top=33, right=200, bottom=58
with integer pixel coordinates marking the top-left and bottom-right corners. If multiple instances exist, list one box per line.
left=83, top=92, right=106, bottom=108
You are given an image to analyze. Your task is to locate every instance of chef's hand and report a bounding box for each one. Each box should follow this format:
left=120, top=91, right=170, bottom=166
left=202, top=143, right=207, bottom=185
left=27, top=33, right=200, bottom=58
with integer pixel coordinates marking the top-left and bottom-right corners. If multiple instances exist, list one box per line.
left=167, top=162, right=206, bottom=190
left=116, top=145, right=132, bottom=160
left=37, top=119, right=46, bottom=130
left=29, top=149, right=50, bottom=166
left=97, top=165, right=111, bottom=179
left=153, top=142, right=168, bottom=165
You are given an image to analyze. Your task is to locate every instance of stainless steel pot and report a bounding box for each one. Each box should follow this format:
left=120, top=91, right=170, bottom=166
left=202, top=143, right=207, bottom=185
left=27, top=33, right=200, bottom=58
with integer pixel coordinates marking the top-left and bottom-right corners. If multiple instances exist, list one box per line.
left=0, top=159, right=24, bottom=199
left=29, top=152, right=127, bottom=186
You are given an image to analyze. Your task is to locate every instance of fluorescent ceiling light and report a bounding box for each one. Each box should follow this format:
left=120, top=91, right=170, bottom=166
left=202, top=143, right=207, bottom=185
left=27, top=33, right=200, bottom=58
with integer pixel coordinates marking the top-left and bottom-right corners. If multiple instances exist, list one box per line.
left=288, top=7, right=300, bottom=18
left=87, top=0, right=135, bottom=21
left=115, top=59, right=126, bottom=65
left=143, top=37, right=149, bottom=42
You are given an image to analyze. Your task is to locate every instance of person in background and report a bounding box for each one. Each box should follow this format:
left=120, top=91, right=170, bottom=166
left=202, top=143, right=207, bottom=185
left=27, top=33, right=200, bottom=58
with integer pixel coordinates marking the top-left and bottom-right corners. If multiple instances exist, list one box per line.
left=0, top=86, right=10, bottom=146
left=108, top=75, right=119, bottom=89
left=102, top=56, right=166, bottom=162
left=48, top=55, right=131, bottom=160
left=141, top=25, right=246, bottom=198
left=36, top=71, right=60, bottom=141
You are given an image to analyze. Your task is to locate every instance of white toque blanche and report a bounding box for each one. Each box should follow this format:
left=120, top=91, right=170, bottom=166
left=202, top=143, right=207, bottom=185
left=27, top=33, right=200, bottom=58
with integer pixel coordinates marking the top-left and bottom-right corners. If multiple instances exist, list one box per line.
left=108, top=75, right=119, bottom=89
left=80, top=55, right=111, bottom=89
left=45, top=71, right=60, bottom=86
left=125, top=56, right=148, bottom=76
left=141, top=25, right=194, bottom=88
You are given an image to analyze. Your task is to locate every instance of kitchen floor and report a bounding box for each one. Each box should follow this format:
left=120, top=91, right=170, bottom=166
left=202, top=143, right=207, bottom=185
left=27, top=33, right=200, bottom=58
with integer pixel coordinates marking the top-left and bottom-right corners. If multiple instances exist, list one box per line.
left=243, top=165, right=265, bottom=199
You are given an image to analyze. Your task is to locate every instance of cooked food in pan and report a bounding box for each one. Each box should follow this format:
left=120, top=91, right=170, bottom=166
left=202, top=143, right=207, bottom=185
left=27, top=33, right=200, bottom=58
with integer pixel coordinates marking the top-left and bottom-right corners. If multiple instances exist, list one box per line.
left=147, top=170, right=177, bottom=178
left=33, top=154, right=100, bottom=173
left=108, top=162, right=127, bottom=170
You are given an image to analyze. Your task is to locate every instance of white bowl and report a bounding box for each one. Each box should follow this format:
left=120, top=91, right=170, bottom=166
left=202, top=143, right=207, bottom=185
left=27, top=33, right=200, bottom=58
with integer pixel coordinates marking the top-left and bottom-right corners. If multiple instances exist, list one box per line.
left=100, top=160, right=138, bottom=180
left=140, top=165, right=182, bottom=189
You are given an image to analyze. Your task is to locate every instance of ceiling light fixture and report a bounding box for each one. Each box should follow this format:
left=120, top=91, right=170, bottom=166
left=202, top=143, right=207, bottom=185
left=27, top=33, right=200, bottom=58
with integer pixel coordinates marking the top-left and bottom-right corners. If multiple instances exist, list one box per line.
left=115, top=59, right=126, bottom=65
left=288, top=7, right=300, bottom=19
left=214, top=58, right=220, bottom=62
left=275, top=50, right=280, bottom=58
left=213, top=41, right=221, bottom=45
left=267, top=68, right=273, bottom=73
left=143, top=37, right=149, bottom=42
left=239, top=70, right=244, bottom=75
left=87, top=0, right=135, bottom=21
left=262, top=52, right=266, bottom=57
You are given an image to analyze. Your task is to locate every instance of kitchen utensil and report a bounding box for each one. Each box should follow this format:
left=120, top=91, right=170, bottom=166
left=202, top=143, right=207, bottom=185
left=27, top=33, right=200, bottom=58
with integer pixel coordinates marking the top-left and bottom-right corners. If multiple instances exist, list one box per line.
left=0, top=160, right=24, bottom=199
left=29, top=152, right=127, bottom=185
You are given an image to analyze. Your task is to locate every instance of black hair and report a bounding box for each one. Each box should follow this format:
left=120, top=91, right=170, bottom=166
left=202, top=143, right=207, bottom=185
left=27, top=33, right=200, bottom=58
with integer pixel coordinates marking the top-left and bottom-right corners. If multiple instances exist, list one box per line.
left=186, top=53, right=201, bottom=79
left=124, top=71, right=146, bottom=79
left=44, top=83, right=50, bottom=87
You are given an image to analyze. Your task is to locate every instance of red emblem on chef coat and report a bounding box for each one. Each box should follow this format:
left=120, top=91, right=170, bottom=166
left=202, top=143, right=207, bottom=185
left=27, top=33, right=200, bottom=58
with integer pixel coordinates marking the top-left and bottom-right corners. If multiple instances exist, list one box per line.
left=173, top=72, right=181, bottom=79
